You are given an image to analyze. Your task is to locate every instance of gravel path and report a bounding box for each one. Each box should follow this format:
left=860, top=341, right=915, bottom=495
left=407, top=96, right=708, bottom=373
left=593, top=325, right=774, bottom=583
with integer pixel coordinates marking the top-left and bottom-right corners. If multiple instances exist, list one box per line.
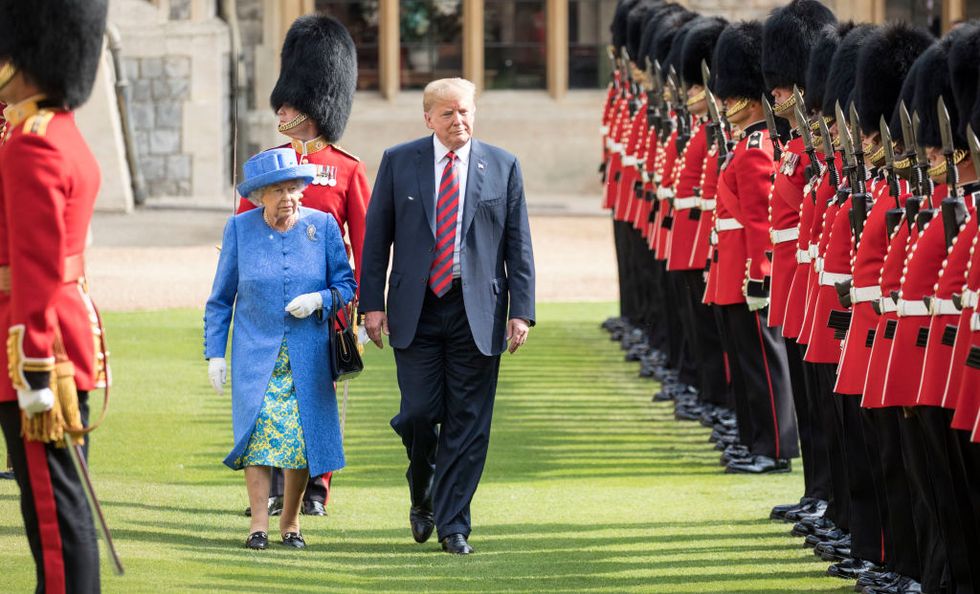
left=87, top=210, right=617, bottom=311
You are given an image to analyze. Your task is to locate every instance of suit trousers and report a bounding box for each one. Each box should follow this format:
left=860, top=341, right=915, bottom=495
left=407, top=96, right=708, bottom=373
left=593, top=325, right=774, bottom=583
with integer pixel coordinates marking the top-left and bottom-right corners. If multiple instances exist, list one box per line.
left=719, top=305, right=799, bottom=460
left=0, top=400, right=100, bottom=594
left=391, top=282, right=501, bottom=539
left=678, top=270, right=727, bottom=405
left=785, top=340, right=830, bottom=502
left=837, top=394, right=884, bottom=564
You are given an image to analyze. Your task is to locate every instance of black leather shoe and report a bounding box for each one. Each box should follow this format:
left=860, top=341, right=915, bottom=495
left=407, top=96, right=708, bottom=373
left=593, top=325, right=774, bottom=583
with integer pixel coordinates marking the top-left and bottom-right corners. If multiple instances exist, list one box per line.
left=827, top=558, right=879, bottom=580
left=245, top=531, right=268, bottom=550
left=652, top=389, right=674, bottom=402
left=302, top=500, right=326, bottom=516
left=281, top=532, right=306, bottom=549
left=856, top=570, right=900, bottom=590
left=0, top=469, right=13, bottom=480
left=816, top=544, right=851, bottom=563
left=791, top=515, right=834, bottom=537
left=441, top=533, right=474, bottom=555
left=771, top=497, right=816, bottom=522
left=725, top=455, right=792, bottom=474
left=806, top=528, right=848, bottom=548
left=268, top=496, right=284, bottom=516
left=410, top=506, right=435, bottom=543
left=785, top=499, right=827, bottom=522
left=862, top=576, right=921, bottom=594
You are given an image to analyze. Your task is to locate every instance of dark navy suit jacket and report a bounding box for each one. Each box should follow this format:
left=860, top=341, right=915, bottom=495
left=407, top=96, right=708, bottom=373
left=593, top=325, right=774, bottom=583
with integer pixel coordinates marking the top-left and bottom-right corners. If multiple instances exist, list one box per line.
left=360, top=135, right=535, bottom=356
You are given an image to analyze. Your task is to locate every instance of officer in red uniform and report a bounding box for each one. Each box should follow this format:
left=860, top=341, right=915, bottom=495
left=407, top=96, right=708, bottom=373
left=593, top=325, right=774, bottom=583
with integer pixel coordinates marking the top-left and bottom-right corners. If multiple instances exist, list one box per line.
left=760, top=0, right=837, bottom=520
left=236, top=14, right=368, bottom=518
left=0, top=1, right=109, bottom=591
left=709, top=20, right=799, bottom=474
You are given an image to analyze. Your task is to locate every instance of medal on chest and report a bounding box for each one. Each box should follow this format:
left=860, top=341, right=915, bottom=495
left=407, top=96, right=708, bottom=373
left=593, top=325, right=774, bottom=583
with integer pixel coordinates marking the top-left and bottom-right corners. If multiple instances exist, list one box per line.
left=311, top=164, right=337, bottom=187
left=779, top=151, right=800, bottom=176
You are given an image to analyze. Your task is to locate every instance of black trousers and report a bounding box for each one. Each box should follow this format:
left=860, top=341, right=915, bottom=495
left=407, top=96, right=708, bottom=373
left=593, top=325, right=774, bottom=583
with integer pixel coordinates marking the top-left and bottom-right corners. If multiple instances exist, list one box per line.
left=269, top=468, right=328, bottom=504
left=785, top=340, right=830, bottom=501
left=643, top=249, right=669, bottom=354
left=678, top=270, right=727, bottom=405
left=719, top=305, right=799, bottom=460
left=717, top=305, right=752, bottom=446
left=811, top=363, right=849, bottom=532
left=837, top=394, right=884, bottom=563
left=667, top=270, right=698, bottom=388
left=865, top=408, right=921, bottom=580
left=0, top=400, right=100, bottom=594
left=391, top=282, right=500, bottom=539
left=612, top=219, right=632, bottom=320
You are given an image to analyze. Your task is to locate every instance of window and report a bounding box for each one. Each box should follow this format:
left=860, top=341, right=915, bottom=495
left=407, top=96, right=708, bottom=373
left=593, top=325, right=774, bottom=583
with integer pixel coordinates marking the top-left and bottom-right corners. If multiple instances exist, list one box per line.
left=568, top=0, right=617, bottom=89
left=315, top=0, right=381, bottom=91
left=885, top=0, right=941, bottom=36
left=400, top=0, right=464, bottom=89
left=485, top=0, right=546, bottom=90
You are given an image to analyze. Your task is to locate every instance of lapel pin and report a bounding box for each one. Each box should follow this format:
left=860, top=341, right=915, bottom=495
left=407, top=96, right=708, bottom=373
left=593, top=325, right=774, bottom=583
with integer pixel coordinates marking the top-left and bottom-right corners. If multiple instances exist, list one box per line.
left=407, top=195, right=415, bottom=201
left=478, top=162, right=485, bottom=170
left=306, top=224, right=317, bottom=241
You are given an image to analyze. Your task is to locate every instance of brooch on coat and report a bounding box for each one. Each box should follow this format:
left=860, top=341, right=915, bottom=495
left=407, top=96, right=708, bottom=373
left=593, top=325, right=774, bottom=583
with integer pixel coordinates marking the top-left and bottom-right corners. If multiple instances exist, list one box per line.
left=312, top=164, right=337, bottom=187
left=307, top=224, right=318, bottom=241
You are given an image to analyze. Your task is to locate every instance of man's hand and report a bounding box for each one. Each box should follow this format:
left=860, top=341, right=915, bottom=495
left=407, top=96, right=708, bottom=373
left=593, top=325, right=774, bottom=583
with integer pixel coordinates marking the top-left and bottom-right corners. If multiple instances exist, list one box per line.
left=285, top=292, right=323, bottom=319
left=208, top=358, right=227, bottom=395
left=364, top=311, right=389, bottom=349
left=507, top=318, right=531, bottom=354
left=17, top=388, right=54, bottom=418
left=746, top=296, right=768, bottom=312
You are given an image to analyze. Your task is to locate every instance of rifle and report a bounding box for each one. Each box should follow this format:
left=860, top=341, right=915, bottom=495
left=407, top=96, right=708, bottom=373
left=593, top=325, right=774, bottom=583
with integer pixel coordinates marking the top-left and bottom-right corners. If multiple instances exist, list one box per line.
left=848, top=103, right=872, bottom=244
left=701, top=60, right=728, bottom=173
left=880, top=115, right=902, bottom=209
left=793, top=86, right=818, bottom=180
left=668, top=67, right=689, bottom=153
left=938, top=97, right=967, bottom=249
left=762, top=94, right=783, bottom=162
left=817, top=111, right=840, bottom=189
left=621, top=47, right=639, bottom=116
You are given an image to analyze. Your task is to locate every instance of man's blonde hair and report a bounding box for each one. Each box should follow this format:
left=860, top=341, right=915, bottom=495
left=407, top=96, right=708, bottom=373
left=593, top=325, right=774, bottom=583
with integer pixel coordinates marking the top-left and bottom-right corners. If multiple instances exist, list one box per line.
left=423, top=78, right=477, bottom=112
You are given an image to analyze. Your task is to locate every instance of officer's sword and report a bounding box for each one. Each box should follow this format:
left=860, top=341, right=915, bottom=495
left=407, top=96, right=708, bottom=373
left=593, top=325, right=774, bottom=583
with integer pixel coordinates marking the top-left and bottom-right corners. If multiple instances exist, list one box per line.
left=63, top=435, right=124, bottom=575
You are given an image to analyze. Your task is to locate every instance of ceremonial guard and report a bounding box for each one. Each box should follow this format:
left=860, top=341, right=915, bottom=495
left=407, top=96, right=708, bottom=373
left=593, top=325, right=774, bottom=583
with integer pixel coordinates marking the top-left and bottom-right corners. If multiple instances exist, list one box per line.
left=235, top=14, right=368, bottom=517
left=0, top=0, right=110, bottom=591
left=760, top=0, right=836, bottom=520
left=708, top=20, right=799, bottom=474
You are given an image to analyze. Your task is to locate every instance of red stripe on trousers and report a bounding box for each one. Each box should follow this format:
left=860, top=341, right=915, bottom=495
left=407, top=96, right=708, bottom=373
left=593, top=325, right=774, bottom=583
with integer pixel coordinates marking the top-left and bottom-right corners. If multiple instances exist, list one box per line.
left=754, top=312, right=781, bottom=459
left=24, top=438, right=66, bottom=594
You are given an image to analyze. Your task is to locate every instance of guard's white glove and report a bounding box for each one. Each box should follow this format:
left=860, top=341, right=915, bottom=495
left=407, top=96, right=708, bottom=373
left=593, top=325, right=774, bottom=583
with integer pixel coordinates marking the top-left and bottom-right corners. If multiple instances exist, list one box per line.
left=746, top=296, right=769, bottom=312
left=17, top=388, right=55, bottom=418
left=285, top=292, right=323, bottom=319
left=208, top=358, right=227, bottom=395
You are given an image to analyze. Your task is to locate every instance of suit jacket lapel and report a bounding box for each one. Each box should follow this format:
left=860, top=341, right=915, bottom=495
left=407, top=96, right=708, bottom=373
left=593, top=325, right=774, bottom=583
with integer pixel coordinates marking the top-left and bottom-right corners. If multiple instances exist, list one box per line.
left=416, top=137, right=436, bottom=237
left=461, top=139, right=486, bottom=242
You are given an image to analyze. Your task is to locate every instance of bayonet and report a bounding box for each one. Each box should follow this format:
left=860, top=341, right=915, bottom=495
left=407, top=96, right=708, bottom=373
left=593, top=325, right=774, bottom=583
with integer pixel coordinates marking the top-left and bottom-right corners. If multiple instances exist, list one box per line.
left=818, top=112, right=839, bottom=188
left=881, top=115, right=901, bottom=208
left=912, top=111, right=933, bottom=206
left=762, top=95, right=783, bottom=162
left=848, top=102, right=871, bottom=244
left=938, top=96, right=959, bottom=194
left=967, top=124, right=980, bottom=182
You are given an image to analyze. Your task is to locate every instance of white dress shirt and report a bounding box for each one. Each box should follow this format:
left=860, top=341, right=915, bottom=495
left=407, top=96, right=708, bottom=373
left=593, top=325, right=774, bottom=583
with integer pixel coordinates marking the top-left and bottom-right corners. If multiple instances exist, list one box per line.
left=433, top=135, right=470, bottom=279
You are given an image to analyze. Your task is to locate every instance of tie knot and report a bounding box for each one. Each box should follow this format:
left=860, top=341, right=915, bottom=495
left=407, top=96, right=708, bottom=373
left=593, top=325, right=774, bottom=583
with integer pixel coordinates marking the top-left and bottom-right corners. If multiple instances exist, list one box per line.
left=446, top=151, right=456, bottom=163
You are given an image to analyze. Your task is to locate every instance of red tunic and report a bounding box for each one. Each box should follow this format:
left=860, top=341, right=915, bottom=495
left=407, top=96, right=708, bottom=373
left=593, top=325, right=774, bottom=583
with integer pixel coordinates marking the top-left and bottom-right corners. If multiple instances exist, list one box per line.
left=615, top=103, right=648, bottom=222
left=769, top=136, right=810, bottom=329
left=712, top=123, right=775, bottom=305
left=783, top=166, right=821, bottom=340
left=667, top=122, right=708, bottom=271
left=950, top=226, right=980, bottom=430
left=691, top=151, right=720, bottom=271
left=238, top=140, right=369, bottom=285
left=805, top=186, right=852, bottom=365
left=800, top=170, right=836, bottom=345
left=652, top=129, right=681, bottom=258
left=0, top=100, right=106, bottom=402
left=603, top=99, right=629, bottom=211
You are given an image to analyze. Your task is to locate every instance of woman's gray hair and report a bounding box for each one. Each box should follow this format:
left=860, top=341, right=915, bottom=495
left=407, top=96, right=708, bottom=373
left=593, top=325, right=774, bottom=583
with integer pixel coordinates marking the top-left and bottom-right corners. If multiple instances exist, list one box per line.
left=246, top=188, right=265, bottom=206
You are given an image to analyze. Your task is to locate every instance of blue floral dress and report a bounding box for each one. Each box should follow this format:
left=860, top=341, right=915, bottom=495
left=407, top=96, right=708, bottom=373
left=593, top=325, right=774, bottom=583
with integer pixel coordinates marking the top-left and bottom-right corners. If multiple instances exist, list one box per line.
left=233, top=340, right=308, bottom=469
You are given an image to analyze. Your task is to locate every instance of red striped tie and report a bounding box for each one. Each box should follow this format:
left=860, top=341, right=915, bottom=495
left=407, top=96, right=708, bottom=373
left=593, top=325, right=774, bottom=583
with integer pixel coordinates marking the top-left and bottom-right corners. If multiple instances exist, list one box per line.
left=429, top=151, right=459, bottom=296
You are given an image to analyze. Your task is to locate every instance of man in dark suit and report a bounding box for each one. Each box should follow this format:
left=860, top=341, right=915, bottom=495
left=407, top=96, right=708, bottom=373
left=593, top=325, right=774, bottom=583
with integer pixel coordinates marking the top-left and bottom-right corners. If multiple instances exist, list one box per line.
left=360, top=77, right=535, bottom=555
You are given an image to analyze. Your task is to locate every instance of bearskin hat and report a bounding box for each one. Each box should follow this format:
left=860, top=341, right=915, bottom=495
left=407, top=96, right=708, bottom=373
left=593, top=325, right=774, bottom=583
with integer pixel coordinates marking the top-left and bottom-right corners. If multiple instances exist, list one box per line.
left=710, top=20, right=765, bottom=101
left=888, top=56, right=922, bottom=146
left=947, top=22, right=980, bottom=143
left=853, top=22, right=934, bottom=136
left=761, top=0, right=836, bottom=92
left=639, top=4, right=687, bottom=69
left=612, top=0, right=642, bottom=51
left=0, top=0, right=107, bottom=109
left=805, top=23, right=853, bottom=113
left=822, top=24, right=877, bottom=117
left=653, top=9, right=698, bottom=74
left=665, top=16, right=704, bottom=85
left=627, top=0, right=663, bottom=61
left=270, top=14, right=357, bottom=143
left=913, top=36, right=962, bottom=149
left=680, top=17, right=728, bottom=87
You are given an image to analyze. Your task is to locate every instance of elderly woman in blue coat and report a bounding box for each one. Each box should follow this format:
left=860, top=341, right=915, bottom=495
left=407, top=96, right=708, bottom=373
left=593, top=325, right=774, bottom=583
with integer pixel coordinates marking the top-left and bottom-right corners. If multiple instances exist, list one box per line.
left=204, top=148, right=356, bottom=550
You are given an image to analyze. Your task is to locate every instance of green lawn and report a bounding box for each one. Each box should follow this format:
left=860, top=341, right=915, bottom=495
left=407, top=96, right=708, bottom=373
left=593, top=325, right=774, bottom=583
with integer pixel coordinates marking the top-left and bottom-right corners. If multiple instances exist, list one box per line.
left=0, top=303, right=851, bottom=593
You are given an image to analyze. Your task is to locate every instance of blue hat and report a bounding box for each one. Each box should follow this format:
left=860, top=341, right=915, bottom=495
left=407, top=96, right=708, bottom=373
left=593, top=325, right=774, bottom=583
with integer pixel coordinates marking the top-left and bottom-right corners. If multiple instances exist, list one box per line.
left=237, top=148, right=317, bottom=198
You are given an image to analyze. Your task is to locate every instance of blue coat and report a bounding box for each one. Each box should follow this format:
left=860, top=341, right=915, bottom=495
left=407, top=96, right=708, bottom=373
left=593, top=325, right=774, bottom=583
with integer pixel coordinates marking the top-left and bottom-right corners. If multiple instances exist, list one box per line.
left=204, top=207, right=357, bottom=477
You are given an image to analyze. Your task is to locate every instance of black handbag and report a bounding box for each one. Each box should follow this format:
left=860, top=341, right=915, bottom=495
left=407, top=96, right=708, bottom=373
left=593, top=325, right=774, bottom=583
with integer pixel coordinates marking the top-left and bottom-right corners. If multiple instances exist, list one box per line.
left=329, top=288, right=363, bottom=382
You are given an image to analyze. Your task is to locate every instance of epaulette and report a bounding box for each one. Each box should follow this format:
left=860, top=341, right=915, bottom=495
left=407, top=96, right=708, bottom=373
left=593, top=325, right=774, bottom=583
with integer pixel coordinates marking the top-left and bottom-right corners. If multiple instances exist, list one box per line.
left=330, top=144, right=360, bottom=162
left=22, top=110, right=55, bottom=137
left=746, top=130, right=765, bottom=150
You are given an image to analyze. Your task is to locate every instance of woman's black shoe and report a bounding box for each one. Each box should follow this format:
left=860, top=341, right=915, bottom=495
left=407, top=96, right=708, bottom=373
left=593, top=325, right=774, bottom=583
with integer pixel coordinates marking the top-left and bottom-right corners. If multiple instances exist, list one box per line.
left=245, top=531, right=268, bottom=550
left=281, top=532, right=306, bottom=549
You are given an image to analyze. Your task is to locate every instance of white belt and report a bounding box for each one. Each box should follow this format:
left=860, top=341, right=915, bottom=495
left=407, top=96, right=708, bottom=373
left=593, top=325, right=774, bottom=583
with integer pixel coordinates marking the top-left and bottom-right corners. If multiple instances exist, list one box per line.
left=808, top=244, right=819, bottom=259
left=963, top=289, right=978, bottom=309
left=819, top=271, right=851, bottom=287
left=611, top=142, right=624, bottom=154
left=600, top=125, right=610, bottom=135
left=657, top=187, right=675, bottom=200
left=879, top=297, right=898, bottom=313
left=851, top=285, right=880, bottom=304
left=653, top=173, right=663, bottom=185
left=622, top=155, right=637, bottom=167
left=814, top=257, right=824, bottom=274
left=771, top=227, right=800, bottom=244
left=971, top=311, right=980, bottom=332
left=699, top=198, right=716, bottom=211
left=716, top=218, right=744, bottom=232
left=796, top=249, right=812, bottom=264
left=641, top=172, right=651, bottom=184
left=930, top=297, right=960, bottom=316
left=897, top=298, right=930, bottom=317
left=674, top=197, right=700, bottom=210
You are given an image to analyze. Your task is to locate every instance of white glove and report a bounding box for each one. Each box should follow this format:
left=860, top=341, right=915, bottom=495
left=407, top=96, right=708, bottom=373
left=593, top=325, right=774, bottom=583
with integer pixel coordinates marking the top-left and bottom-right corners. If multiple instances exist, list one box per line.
left=17, top=388, right=55, bottom=418
left=208, top=358, right=227, bottom=395
left=746, top=296, right=769, bottom=312
left=285, top=292, right=323, bottom=319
